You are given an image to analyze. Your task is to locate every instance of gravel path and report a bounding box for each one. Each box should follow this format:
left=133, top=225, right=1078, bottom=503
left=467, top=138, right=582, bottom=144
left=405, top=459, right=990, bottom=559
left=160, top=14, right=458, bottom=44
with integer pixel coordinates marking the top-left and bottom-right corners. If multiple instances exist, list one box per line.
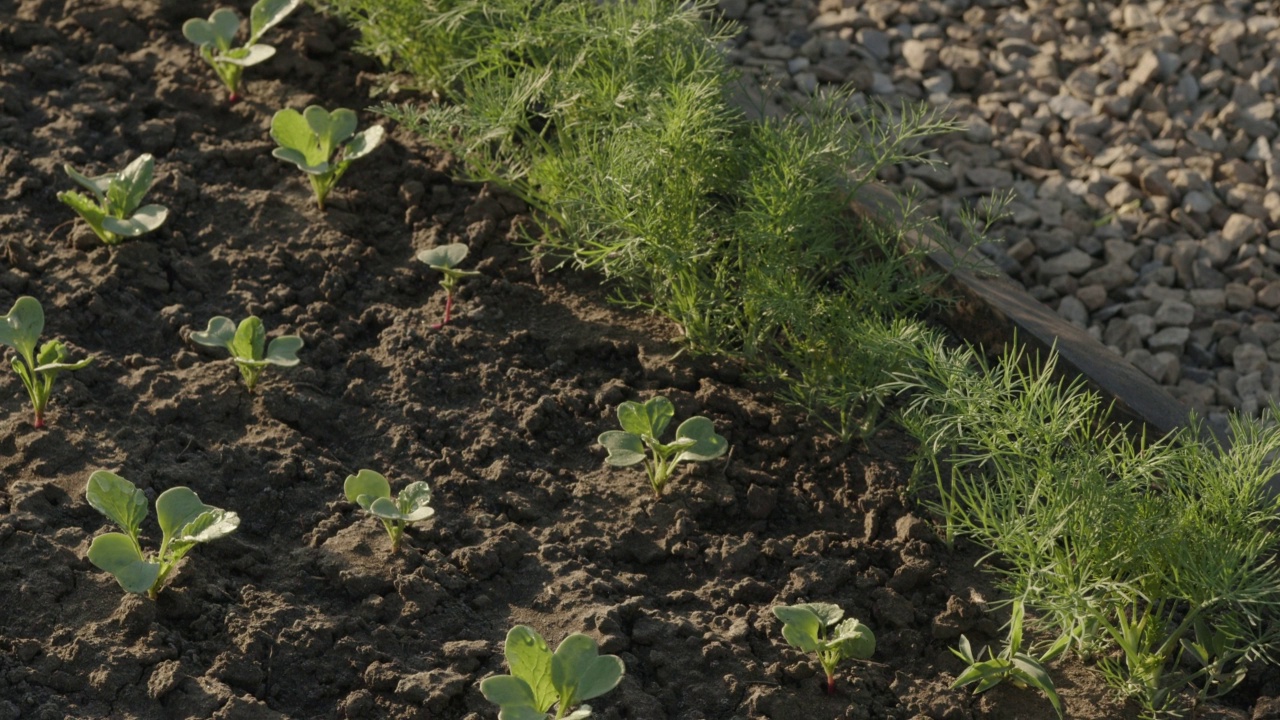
left=723, top=0, right=1280, bottom=423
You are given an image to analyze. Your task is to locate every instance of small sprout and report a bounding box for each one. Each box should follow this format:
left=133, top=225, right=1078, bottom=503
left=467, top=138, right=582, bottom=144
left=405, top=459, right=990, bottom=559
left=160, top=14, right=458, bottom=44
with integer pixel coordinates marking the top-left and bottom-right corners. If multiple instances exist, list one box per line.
left=598, top=396, right=728, bottom=497
left=85, top=470, right=239, bottom=599
left=190, top=315, right=302, bottom=392
left=57, top=154, right=169, bottom=246
left=182, top=0, right=301, bottom=102
left=417, top=243, right=480, bottom=329
left=0, top=296, right=92, bottom=428
left=480, top=625, right=624, bottom=720
left=773, top=602, right=876, bottom=695
left=343, top=469, right=435, bottom=553
left=270, top=105, right=385, bottom=210
left=951, top=599, right=1066, bottom=719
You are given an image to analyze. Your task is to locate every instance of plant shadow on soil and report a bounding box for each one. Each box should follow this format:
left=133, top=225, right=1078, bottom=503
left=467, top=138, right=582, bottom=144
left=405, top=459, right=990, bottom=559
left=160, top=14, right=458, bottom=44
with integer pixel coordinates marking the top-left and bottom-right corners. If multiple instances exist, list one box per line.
left=0, top=0, right=1276, bottom=718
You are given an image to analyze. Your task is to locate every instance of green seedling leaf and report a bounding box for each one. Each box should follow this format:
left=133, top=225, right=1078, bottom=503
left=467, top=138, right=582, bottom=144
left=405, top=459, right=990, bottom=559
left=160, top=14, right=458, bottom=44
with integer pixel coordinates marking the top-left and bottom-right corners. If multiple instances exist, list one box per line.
left=216, top=44, right=276, bottom=67
left=86, top=470, right=148, bottom=538
left=673, top=417, right=728, bottom=462
left=773, top=605, right=823, bottom=652
left=271, top=105, right=382, bottom=209
left=479, top=676, right=544, bottom=720
left=831, top=618, right=876, bottom=659
left=190, top=316, right=237, bottom=348
left=395, top=481, right=435, bottom=521
left=305, top=106, right=358, bottom=151
left=88, top=533, right=162, bottom=594
left=344, top=126, right=386, bottom=162
left=56, top=191, right=107, bottom=231
left=597, top=431, right=645, bottom=467
left=0, top=296, right=44, bottom=362
left=175, top=508, right=240, bottom=544
left=366, top=495, right=437, bottom=523
left=417, top=243, right=470, bottom=270
left=156, top=486, right=217, bottom=540
left=101, top=205, right=169, bottom=237
left=551, top=635, right=625, bottom=706
left=504, top=625, right=557, bottom=713
left=63, top=164, right=110, bottom=199
left=798, top=603, right=845, bottom=628
left=271, top=109, right=327, bottom=168
left=263, top=335, right=303, bottom=366
left=617, top=397, right=674, bottom=438
left=248, top=0, right=300, bottom=43
left=230, top=317, right=266, bottom=365
left=599, top=396, right=729, bottom=497
left=344, top=468, right=391, bottom=508
left=183, top=7, right=240, bottom=49
left=114, top=154, right=155, bottom=213
left=58, top=155, right=167, bottom=245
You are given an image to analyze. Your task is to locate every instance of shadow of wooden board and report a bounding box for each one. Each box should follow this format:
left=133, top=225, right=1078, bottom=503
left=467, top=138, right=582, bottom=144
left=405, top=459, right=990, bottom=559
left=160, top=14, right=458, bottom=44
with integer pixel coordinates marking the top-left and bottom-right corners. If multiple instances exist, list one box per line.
left=850, top=182, right=1194, bottom=441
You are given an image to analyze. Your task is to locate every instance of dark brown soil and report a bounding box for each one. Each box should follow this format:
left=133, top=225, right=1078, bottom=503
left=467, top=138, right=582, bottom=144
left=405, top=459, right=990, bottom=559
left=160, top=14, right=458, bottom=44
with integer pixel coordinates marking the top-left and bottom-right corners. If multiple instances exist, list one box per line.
left=0, top=1, right=1272, bottom=718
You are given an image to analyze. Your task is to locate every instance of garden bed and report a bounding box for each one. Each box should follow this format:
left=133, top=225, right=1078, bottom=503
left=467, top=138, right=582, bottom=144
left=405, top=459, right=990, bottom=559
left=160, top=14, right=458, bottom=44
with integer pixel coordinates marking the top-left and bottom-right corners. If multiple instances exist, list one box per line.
left=0, top=1, right=1275, bottom=719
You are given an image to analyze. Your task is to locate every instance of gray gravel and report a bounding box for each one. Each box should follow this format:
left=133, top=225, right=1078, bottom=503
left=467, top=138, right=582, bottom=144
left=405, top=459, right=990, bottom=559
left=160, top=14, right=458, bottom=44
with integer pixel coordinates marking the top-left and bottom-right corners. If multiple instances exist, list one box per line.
left=721, top=0, right=1280, bottom=422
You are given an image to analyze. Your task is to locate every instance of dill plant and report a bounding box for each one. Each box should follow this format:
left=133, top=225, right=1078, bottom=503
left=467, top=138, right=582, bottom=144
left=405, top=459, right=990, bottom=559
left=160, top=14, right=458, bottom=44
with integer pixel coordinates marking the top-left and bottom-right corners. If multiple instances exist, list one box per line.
left=891, top=344, right=1280, bottom=716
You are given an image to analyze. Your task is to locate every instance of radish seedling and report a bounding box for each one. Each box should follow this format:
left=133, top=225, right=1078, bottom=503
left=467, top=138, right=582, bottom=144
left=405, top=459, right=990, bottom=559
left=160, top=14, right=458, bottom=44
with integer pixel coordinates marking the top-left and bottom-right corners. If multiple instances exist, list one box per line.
left=0, top=296, right=92, bottom=428
left=417, top=243, right=479, bottom=329
left=57, top=154, right=169, bottom=246
left=773, top=603, right=876, bottom=695
left=343, top=469, right=435, bottom=553
left=598, top=396, right=728, bottom=496
left=480, top=625, right=624, bottom=720
left=183, top=0, right=301, bottom=102
left=85, top=470, right=239, bottom=599
left=190, top=315, right=302, bottom=392
left=270, top=105, right=385, bottom=210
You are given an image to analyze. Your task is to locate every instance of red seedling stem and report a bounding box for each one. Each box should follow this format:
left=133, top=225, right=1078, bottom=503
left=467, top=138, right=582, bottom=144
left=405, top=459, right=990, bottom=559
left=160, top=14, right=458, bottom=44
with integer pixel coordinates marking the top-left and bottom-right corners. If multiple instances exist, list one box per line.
left=825, top=673, right=835, bottom=695
left=228, top=92, right=240, bottom=103
left=431, top=292, right=455, bottom=330
left=33, top=413, right=45, bottom=429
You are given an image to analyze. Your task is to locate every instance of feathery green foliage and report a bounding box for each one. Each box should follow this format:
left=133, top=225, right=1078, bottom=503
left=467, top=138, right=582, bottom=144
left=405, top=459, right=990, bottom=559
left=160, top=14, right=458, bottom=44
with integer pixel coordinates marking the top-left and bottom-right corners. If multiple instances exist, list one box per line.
left=890, top=344, right=1280, bottom=716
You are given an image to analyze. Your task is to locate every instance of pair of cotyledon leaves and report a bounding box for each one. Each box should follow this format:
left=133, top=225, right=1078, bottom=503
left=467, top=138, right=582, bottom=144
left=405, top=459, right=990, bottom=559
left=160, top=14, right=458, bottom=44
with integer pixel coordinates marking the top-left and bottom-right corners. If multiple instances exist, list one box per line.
left=182, top=0, right=300, bottom=68
left=481, top=626, right=624, bottom=720
left=597, top=396, right=727, bottom=467
left=343, top=469, right=435, bottom=524
left=270, top=105, right=385, bottom=176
